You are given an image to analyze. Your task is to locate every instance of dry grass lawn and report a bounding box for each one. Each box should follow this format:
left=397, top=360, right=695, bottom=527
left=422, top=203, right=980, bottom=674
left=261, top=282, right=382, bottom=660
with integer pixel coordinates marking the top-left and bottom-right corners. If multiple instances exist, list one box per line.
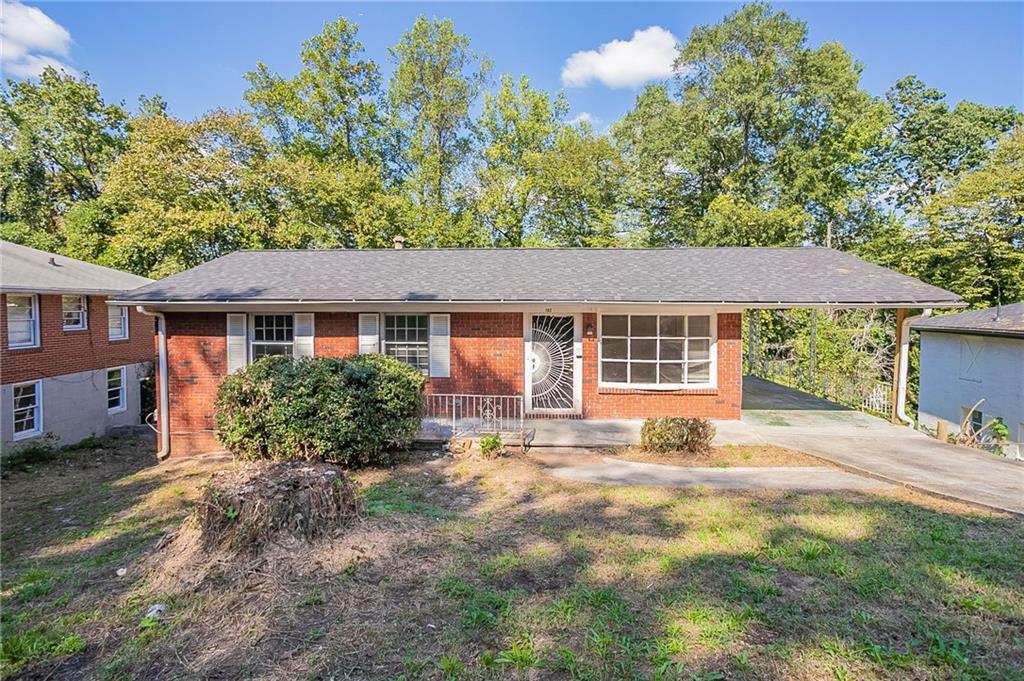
left=2, top=437, right=1023, bottom=680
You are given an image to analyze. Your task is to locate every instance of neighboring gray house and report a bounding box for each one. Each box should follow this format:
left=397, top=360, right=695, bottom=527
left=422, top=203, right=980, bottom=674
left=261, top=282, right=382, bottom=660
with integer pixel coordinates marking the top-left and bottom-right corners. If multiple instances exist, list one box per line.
left=1, top=242, right=155, bottom=449
left=914, top=302, right=1024, bottom=458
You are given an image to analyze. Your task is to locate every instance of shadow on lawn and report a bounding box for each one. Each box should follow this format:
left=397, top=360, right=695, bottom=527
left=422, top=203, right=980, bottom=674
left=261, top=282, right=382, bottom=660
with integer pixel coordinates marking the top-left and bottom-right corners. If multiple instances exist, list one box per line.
left=7, top=450, right=1024, bottom=680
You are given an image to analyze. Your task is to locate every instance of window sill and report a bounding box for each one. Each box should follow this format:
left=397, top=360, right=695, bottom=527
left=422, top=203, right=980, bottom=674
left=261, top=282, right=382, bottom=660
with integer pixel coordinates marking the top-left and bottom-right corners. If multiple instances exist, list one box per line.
left=108, top=337, right=129, bottom=342
left=8, top=344, right=40, bottom=351
left=63, top=327, right=88, bottom=332
left=108, top=407, right=127, bottom=415
left=13, top=430, right=41, bottom=441
left=597, top=385, right=718, bottom=396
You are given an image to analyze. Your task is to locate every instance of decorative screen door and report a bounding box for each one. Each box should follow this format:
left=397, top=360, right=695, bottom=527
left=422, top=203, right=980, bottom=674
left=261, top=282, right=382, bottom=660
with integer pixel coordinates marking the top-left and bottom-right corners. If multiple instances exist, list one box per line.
left=528, top=315, right=580, bottom=412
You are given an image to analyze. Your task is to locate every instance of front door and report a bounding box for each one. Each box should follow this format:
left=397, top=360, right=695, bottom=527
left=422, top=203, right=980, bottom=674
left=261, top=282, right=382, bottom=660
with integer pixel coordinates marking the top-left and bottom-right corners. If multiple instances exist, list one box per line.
left=527, top=314, right=581, bottom=413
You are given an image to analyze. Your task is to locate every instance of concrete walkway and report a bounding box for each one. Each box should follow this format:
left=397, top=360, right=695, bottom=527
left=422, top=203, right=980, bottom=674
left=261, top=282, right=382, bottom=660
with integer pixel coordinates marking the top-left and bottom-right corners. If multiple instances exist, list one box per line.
left=729, top=377, right=1024, bottom=515
left=549, top=458, right=892, bottom=490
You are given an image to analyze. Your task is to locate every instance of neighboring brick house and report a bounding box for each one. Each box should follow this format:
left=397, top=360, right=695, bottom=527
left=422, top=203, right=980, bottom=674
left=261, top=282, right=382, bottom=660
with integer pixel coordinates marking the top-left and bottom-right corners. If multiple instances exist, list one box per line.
left=112, top=246, right=962, bottom=457
left=1, top=241, right=154, bottom=448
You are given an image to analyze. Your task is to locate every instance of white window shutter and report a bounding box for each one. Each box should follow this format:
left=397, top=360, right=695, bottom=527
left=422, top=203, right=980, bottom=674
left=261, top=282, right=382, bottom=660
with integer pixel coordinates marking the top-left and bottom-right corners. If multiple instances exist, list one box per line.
left=429, top=313, right=450, bottom=378
left=358, top=313, right=380, bottom=354
left=293, top=313, right=315, bottom=358
left=226, top=314, right=248, bottom=373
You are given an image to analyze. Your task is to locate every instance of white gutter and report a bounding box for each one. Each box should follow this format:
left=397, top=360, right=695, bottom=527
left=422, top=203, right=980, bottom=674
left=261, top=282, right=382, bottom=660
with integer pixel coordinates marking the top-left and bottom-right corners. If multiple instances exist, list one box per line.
left=137, top=306, right=170, bottom=460
left=897, top=308, right=932, bottom=426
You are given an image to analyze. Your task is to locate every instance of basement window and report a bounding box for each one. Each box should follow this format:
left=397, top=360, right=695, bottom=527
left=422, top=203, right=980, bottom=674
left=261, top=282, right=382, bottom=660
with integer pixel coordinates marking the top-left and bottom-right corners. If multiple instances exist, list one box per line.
left=12, top=380, right=42, bottom=439
left=107, top=367, right=127, bottom=413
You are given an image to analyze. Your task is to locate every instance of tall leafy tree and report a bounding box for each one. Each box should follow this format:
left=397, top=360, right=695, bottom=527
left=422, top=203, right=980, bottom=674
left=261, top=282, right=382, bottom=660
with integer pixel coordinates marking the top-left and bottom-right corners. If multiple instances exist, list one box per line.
left=616, top=2, right=884, bottom=248
left=244, top=18, right=383, bottom=164
left=99, top=109, right=274, bottom=277
left=0, top=67, right=127, bottom=247
left=917, top=127, right=1024, bottom=307
left=388, top=16, right=491, bottom=245
left=872, top=76, right=1019, bottom=211
left=532, top=123, right=624, bottom=247
left=471, top=75, right=566, bottom=246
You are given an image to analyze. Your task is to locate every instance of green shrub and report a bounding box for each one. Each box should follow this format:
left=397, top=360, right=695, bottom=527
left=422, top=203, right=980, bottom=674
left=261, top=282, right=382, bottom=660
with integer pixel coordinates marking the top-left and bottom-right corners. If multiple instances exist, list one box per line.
left=640, top=417, right=716, bottom=454
left=478, top=434, right=503, bottom=457
left=215, top=354, right=425, bottom=467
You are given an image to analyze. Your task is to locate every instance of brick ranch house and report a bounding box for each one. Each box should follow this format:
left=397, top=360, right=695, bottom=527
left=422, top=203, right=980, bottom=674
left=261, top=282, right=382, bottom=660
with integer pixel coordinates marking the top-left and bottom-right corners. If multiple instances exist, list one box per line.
left=111, top=247, right=963, bottom=458
left=1, top=241, right=155, bottom=448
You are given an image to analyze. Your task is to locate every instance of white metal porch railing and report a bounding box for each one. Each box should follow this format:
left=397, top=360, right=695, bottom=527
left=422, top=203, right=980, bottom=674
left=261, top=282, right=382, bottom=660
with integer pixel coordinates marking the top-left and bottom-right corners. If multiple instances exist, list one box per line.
left=422, top=393, right=525, bottom=443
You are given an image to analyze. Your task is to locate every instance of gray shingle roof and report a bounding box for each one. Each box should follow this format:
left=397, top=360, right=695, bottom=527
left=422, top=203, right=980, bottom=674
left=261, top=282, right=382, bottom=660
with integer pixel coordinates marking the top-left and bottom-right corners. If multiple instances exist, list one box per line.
left=114, top=247, right=963, bottom=307
left=913, top=302, right=1024, bottom=338
left=1, top=241, right=153, bottom=295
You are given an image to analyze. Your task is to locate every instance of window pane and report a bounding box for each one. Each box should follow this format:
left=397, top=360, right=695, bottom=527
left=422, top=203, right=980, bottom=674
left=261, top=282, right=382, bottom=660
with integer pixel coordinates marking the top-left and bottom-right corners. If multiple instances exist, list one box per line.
left=631, top=339, right=657, bottom=360
left=659, top=316, right=684, bottom=337
left=602, top=361, right=627, bottom=383
left=253, top=344, right=292, bottom=358
left=9, top=320, right=32, bottom=345
left=659, top=339, right=683, bottom=361
left=688, top=339, right=710, bottom=361
left=630, top=316, right=657, bottom=336
left=631, top=362, right=656, bottom=383
left=601, top=337, right=627, bottom=360
left=659, top=363, right=683, bottom=384
left=688, top=362, right=711, bottom=383
left=8, top=296, right=32, bottom=320
left=603, top=315, right=627, bottom=336
left=688, top=316, right=711, bottom=337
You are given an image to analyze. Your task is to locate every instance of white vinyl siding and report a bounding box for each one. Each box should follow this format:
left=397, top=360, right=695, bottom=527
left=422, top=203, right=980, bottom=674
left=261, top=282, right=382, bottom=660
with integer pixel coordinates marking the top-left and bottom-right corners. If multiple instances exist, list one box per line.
left=12, top=380, right=42, bottom=439
left=107, top=367, right=127, bottom=413
left=108, top=305, right=129, bottom=339
left=599, top=314, right=713, bottom=388
left=7, top=294, right=39, bottom=348
left=62, top=295, right=88, bottom=330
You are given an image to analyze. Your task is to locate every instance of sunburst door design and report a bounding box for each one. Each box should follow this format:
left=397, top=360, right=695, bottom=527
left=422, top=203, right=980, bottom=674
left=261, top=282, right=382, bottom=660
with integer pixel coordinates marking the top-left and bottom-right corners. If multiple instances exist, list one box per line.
left=530, top=315, right=575, bottom=411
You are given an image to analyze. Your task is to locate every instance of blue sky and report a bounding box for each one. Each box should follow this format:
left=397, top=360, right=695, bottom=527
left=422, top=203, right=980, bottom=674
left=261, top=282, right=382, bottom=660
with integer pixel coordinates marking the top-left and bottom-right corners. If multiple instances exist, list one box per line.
left=5, top=2, right=1023, bottom=127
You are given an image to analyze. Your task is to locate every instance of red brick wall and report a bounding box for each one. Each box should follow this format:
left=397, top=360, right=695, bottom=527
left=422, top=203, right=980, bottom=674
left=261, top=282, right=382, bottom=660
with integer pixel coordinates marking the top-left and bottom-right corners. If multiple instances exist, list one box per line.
left=580, top=312, right=742, bottom=419
left=427, top=313, right=523, bottom=395
left=163, top=311, right=525, bottom=455
left=1, top=293, right=154, bottom=385
left=164, top=312, right=226, bottom=456
left=162, top=309, right=741, bottom=456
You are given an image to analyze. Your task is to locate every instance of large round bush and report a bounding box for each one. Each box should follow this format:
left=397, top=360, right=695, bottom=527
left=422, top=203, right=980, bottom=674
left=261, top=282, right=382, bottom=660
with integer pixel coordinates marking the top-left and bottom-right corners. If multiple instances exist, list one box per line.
left=215, top=354, right=425, bottom=467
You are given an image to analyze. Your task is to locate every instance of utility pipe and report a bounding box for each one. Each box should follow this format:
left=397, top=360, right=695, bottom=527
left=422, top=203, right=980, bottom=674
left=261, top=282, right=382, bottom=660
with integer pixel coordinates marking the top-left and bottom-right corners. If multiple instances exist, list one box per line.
left=136, top=306, right=170, bottom=460
left=896, top=308, right=932, bottom=426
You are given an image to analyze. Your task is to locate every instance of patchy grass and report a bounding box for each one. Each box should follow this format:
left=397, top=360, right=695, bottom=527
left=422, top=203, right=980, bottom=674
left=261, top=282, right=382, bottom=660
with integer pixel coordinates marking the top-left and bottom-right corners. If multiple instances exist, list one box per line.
left=1, top=439, right=1022, bottom=679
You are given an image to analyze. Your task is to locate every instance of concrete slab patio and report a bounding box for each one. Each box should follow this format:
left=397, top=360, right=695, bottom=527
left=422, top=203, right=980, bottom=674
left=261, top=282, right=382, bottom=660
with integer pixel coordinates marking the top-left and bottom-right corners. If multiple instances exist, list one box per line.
left=548, top=458, right=892, bottom=491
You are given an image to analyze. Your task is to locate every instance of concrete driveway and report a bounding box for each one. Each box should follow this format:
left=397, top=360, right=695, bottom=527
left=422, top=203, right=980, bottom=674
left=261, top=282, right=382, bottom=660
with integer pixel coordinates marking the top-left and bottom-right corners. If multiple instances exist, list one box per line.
left=720, top=377, right=1024, bottom=515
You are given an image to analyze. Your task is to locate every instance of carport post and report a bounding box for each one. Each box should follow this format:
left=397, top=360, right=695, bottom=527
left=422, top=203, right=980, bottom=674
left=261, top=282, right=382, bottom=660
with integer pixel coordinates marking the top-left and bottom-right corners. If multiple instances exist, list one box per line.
left=889, top=308, right=908, bottom=423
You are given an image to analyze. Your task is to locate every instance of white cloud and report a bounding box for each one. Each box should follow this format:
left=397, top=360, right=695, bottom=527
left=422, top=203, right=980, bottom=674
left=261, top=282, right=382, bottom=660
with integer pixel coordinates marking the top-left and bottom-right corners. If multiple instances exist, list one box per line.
left=1, top=1, right=78, bottom=78
left=569, top=112, right=598, bottom=127
left=561, top=26, right=680, bottom=89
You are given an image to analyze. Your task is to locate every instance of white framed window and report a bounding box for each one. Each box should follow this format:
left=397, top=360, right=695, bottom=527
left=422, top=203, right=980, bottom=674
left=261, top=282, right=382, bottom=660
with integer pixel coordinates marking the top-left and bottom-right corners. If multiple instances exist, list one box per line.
left=107, top=367, right=127, bottom=413
left=384, top=314, right=429, bottom=372
left=12, top=380, right=42, bottom=439
left=62, top=295, right=88, bottom=330
left=251, top=314, right=294, bottom=358
left=599, top=314, right=714, bottom=388
left=7, top=294, right=39, bottom=349
left=108, top=305, right=129, bottom=340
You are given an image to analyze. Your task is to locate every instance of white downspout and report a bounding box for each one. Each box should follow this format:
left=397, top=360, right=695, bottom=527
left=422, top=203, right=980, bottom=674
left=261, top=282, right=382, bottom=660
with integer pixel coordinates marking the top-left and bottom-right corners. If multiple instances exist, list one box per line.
left=896, top=308, right=932, bottom=426
left=137, top=306, right=170, bottom=460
